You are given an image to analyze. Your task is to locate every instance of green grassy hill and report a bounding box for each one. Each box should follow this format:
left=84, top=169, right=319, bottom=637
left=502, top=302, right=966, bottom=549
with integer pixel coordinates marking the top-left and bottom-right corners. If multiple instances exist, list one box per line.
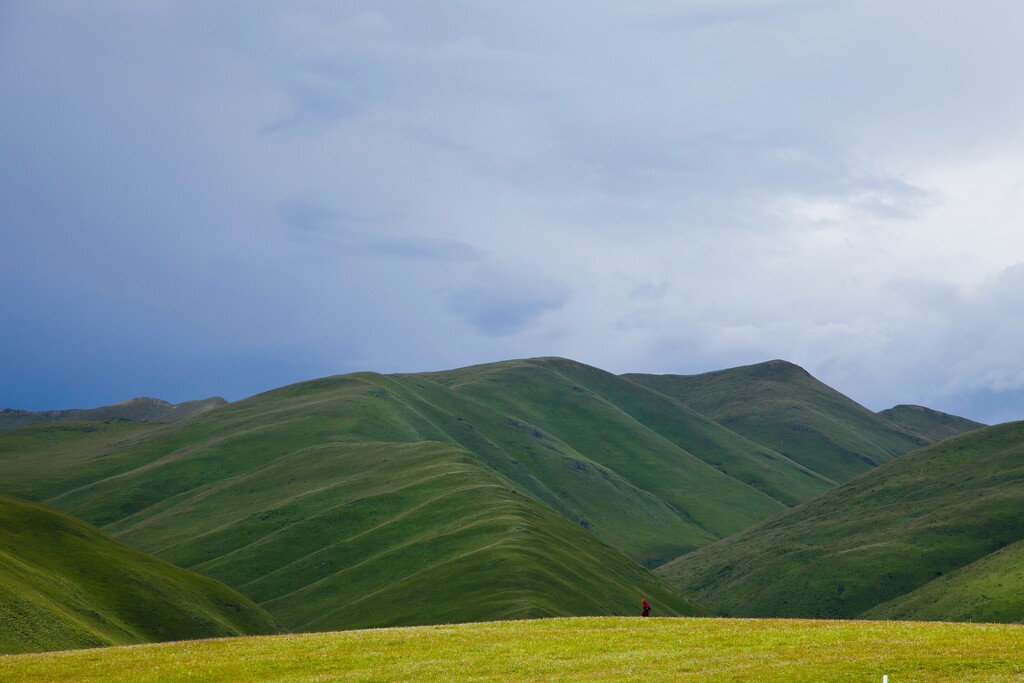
left=421, top=358, right=834, bottom=507
left=3, top=617, right=1024, bottom=682
left=624, top=360, right=958, bottom=483
left=0, top=364, right=713, bottom=631
left=0, top=357, right=982, bottom=635
left=863, top=539, right=1024, bottom=623
left=0, top=493, right=279, bottom=655
left=657, top=421, right=1024, bottom=621
left=0, top=397, right=227, bottom=432
left=397, top=358, right=831, bottom=557
left=0, top=359, right=839, bottom=572
left=114, top=438, right=705, bottom=630
left=879, top=404, right=986, bottom=443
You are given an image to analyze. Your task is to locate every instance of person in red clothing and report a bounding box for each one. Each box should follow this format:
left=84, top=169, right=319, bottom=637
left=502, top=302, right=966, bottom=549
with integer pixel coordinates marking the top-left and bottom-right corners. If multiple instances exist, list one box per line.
left=641, top=599, right=651, bottom=617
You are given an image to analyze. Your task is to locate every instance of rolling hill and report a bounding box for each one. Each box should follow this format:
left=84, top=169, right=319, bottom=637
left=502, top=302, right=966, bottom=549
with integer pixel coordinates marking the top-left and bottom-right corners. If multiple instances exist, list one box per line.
left=0, top=362, right=719, bottom=631
left=0, top=356, right=983, bottom=634
left=623, top=360, right=978, bottom=483
left=0, top=397, right=227, bottom=432
left=116, top=438, right=706, bottom=630
left=0, top=492, right=279, bottom=655
left=419, top=358, right=834, bottom=508
left=657, top=420, right=1024, bottom=621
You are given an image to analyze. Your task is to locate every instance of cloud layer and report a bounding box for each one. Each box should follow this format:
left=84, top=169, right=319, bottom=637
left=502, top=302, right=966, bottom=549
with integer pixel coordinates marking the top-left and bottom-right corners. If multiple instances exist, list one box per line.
left=3, top=1, right=1024, bottom=422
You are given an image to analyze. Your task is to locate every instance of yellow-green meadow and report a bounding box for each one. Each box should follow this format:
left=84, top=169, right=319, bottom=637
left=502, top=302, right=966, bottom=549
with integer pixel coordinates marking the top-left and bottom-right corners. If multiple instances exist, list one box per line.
left=3, top=617, right=1023, bottom=682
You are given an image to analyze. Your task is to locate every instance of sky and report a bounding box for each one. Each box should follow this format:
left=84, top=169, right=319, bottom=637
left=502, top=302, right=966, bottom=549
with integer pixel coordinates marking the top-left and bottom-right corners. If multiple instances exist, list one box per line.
left=3, top=1, right=1024, bottom=424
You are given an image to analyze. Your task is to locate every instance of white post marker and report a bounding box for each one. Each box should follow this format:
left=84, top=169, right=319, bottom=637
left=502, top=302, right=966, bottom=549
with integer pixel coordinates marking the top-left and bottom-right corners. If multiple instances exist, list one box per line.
left=883, top=676, right=888, bottom=683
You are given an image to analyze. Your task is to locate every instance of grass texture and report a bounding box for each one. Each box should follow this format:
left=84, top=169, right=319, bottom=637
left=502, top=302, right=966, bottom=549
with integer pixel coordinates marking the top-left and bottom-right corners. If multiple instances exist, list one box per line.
left=864, top=539, right=1024, bottom=623
left=0, top=417, right=705, bottom=632
left=0, top=494, right=279, bottom=655
left=2, top=617, right=1023, bottom=682
left=659, top=421, right=1024, bottom=621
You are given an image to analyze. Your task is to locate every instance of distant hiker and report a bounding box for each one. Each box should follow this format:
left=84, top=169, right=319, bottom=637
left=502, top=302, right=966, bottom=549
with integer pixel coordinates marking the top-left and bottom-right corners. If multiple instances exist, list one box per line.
left=641, top=599, right=651, bottom=617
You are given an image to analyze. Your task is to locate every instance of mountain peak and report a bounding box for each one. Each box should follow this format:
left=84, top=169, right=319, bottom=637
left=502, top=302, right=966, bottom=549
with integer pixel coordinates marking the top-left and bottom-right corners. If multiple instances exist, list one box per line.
left=744, top=360, right=812, bottom=382
left=879, top=404, right=986, bottom=442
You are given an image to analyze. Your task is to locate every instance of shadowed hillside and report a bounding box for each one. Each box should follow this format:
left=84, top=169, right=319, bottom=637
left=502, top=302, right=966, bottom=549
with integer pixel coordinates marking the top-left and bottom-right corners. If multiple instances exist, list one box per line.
left=0, top=493, right=279, bottom=655
left=657, top=421, right=1024, bottom=621
left=862, top=539, right=1024, bottom=623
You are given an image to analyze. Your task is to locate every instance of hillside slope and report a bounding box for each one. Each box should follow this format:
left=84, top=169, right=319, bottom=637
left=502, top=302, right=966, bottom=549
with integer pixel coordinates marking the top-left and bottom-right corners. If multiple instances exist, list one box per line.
left=0, top=360, right=830, bottom=571
left=657, top=421, right=1024, bottom=621
left=0, top=368, right=710, bottom=631
left=862, top=539, right=1024, bottom=623
left=417, top=358, right=834, bottom=506
left=388, top=358, right=836, bottom=560
left=111, top=439, right=705, bottom=630
left=0, top=357, right=978, bottom=633
left=624, top=360, right=952, bottom=483
left=0, top=493, right=279, bottom=655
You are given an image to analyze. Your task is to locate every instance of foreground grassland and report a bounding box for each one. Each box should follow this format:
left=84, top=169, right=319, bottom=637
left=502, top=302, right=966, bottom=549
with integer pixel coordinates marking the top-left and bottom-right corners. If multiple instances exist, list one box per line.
left=2, top=617, right=1023, bottom=682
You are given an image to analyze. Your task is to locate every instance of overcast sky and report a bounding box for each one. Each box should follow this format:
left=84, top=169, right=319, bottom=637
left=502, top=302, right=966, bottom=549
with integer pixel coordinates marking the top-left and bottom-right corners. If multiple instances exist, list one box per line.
left=3, top=1, right=1024, bottom=423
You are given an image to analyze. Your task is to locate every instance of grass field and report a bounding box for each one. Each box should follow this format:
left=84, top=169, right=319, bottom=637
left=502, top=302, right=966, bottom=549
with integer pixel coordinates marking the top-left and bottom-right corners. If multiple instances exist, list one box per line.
left=2, top=617, right=1022, bottom=682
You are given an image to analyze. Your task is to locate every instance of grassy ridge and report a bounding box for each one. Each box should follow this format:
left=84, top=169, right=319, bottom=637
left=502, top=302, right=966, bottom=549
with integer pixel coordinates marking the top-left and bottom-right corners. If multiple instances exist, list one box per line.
left=0, top=493, right=279, bottom=655
left=354, top=368, right=721, bottom=564
left=0, top=397, right=226, bottom=432
left=3, top=617, right=1023, bottom=682
left=879, top=404, right=986, bottom=443
left=658, top=421, right=1024, bottom=621
left=0, top=384, right=705, bottom=631
left=426, top=358, right=834, bottom=506
left=108, top=440, right=704, bottom=630
left=0, top=421, right=169, bottom=502
left=394, top=358, right=826, bottom=559
left=0, top=357, right=844, bottom=634
left=624, top=360, right=938, bottom=483
left=0, top=357, right=985, bottom=636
